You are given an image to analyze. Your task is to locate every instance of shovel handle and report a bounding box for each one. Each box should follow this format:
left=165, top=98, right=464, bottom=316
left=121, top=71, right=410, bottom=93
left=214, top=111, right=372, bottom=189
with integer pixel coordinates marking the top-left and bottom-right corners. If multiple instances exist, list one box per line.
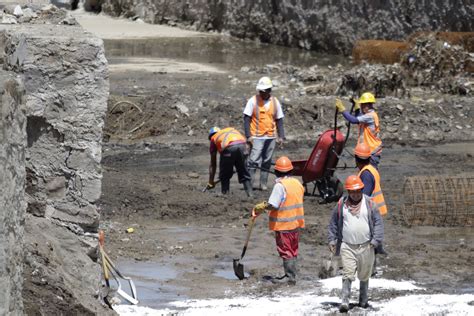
left=240, top=216, right=256, bottom=259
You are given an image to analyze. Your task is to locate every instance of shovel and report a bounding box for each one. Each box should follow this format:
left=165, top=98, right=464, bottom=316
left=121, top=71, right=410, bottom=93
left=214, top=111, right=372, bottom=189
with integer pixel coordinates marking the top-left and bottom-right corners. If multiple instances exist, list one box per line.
left=323, top=252, right=339, bottom=278
left=233, top=216, right=257, bottom=280
left=202, top=179, right=221, bottom=192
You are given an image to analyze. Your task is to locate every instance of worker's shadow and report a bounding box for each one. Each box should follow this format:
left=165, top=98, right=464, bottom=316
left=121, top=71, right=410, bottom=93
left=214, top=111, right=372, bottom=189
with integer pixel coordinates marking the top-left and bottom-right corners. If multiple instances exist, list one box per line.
left=320, top=302, right=358, bottom=312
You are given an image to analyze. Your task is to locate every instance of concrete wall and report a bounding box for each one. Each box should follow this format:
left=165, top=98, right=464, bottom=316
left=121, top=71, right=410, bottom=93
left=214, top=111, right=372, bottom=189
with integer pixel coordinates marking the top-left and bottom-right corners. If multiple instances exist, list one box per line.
left=3, top=24, right=109, bottom=233
left=101, top=0, right=474, bottom=54
left=0, top=72, right=26, bottom=315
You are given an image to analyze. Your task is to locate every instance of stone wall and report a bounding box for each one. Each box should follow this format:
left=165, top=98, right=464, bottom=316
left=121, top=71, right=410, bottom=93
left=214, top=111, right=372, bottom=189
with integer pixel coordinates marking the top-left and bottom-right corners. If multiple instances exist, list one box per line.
left=101, top=0, right=474, bottom=54
left=0, top=72, right=26, bottom=315
left=3, top=24, right=109, bottom=233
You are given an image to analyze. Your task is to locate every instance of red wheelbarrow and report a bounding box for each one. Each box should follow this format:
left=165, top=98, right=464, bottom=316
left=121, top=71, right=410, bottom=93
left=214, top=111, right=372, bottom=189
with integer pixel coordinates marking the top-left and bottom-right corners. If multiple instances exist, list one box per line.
left=291, top=128, right=345, bottom=203
left=290, top=106, right=356, bottom=203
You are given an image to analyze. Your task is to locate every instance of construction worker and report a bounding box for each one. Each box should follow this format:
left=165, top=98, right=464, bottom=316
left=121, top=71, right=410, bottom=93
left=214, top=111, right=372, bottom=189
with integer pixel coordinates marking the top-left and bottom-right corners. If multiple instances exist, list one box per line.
left=335, top=92, right=382, bottom=168
left=354, top=143, right=388, bottom=274
left=207, top=127, right=253, bottom=197
left=243, top=76, right=285, bottom=191
left=354, top=143, right=387, bottom=216
left=252, top=156, right=304, bottom=285
left=328, top=175, right=384, bottom=312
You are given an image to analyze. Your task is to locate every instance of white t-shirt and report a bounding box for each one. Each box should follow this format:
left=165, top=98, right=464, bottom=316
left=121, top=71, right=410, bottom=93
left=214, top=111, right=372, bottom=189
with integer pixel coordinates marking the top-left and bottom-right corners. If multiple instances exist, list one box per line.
left=243, top=95, right=284, bottom=139
left=342, top=196, right=371, bottom=245
left=268, top=181, right=286, bottom=208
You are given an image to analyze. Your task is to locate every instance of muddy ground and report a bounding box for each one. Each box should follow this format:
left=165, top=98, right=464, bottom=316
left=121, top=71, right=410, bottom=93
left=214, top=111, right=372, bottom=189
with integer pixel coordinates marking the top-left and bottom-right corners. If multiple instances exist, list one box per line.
left=94, top=33, right=474, bottom=312
left=59, top=10, right=474, bottom=312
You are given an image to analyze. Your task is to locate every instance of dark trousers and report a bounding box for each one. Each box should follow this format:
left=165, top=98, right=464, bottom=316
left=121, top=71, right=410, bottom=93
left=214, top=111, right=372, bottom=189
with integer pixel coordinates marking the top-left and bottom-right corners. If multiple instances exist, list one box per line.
left=219, top=143, right=251, bottom=193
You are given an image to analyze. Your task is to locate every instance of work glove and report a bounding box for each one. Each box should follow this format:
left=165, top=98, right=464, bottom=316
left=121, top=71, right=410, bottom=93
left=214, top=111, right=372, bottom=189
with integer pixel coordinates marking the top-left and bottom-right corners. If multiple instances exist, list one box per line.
left=335, top=99, right=346, bottom=113
left=351, top=98, right=360, bottom=111
left=252, top=201, right=268, bottom=217
left=206, top=182, right=215, bottom=190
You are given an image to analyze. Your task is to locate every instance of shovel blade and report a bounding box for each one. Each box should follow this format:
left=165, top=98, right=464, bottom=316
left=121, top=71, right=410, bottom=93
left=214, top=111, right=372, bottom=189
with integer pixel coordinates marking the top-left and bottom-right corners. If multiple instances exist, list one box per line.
left=233, top=259, right=245, bottom=280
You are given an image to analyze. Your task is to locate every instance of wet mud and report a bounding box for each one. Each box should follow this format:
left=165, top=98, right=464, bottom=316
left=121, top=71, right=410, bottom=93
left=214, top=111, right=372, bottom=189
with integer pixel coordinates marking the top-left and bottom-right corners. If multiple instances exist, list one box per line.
left=98, top=34, right=474, bottom=310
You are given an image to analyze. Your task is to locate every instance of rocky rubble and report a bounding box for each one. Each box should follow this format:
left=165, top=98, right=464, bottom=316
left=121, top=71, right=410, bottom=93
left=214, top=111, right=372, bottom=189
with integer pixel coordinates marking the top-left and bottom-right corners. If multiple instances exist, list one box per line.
left=403, top=34, right=473, bottom=95
left=0, top=3, right=77, bottom=25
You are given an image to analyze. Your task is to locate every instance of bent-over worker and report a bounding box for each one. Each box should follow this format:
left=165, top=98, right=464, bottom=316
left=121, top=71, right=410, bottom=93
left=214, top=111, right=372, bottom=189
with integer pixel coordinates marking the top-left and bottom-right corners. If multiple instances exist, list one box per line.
left=207, top=127, right=253, bottom=197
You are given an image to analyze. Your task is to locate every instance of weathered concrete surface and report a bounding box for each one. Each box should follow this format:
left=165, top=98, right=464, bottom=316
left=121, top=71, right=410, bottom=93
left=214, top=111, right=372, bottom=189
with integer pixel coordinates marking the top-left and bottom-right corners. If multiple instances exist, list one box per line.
left=0, top=20, right=112, bottom=314
left=3, top=24, right=109, bottom=233
left=0, top=72, right=26, bottom=315
left=100, top=0, right=474, bottom=55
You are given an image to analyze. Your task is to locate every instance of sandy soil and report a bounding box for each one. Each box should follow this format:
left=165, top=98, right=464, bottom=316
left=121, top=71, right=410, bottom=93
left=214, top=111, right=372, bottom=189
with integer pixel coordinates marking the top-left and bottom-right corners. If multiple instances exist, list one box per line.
left=70, top=11, right=474, bottom=312
left=72, top=10, right=208, bottom=39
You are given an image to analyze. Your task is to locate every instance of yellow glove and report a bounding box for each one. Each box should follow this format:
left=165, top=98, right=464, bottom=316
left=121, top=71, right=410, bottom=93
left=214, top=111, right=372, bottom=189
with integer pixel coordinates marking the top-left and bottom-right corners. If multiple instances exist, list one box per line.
left=253, top=201, right=269, bottom=215
left=335, top=99, right=346, bottom=113
left=353, top=99, right=361, bottom=111
left=206, top=182, right=215, bottom=190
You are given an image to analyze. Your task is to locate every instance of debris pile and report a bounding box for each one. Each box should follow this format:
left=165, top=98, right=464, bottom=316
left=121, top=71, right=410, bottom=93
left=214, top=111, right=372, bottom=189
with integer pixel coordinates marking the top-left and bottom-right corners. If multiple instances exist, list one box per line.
left=402, top=34, right=473, bottom=95
left=0, top=4, right=77, bottom=25
left=336, top=63, right=407, bottom=98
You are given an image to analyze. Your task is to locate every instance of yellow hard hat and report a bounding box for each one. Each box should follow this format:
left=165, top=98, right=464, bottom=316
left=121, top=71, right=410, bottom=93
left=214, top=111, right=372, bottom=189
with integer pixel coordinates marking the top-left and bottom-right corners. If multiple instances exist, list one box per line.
left=358, top=92, right=376, bottom=104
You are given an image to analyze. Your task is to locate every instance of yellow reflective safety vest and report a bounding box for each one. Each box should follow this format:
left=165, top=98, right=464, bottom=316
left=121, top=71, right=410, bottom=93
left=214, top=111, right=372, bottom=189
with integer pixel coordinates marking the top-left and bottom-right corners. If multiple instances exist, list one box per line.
left=358, top=164, right=387, bottom=216
left=269, top=177, right=305, bottom=231
left=357, top=111, right=382, bottom=155
left=211, top=127, right=246, bottom=153
left=250, top=95, right=276, bottom=137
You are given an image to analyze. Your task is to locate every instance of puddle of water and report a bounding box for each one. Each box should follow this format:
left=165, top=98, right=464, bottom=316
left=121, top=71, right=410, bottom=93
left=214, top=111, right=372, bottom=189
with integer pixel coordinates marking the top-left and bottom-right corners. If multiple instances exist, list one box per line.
left=413, top=227, right=474, bottom=247
left=213, top=269, right=249, bottom=280
left=117, top=260, right=188, bottom=309
left=104, top=36, right=347, bottom=71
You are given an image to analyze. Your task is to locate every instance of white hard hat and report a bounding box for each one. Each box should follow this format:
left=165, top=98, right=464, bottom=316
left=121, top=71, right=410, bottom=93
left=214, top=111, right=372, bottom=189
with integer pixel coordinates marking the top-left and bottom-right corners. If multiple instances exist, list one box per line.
left=256, top=76, right=273, bottom=91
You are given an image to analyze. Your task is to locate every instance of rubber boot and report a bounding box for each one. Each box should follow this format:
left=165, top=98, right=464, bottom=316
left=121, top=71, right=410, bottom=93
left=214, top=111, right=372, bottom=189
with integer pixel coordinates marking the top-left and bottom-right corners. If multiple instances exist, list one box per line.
left=359, top=280, right=369, bottom=308
left=259, top=171, right=269, bottom=191
left=285, top=258, right=297, bottom=285
left=221, top=179, right=230, bottom=195
left=339, top=278, right=352, bottom=313
left=243, top=180, right=253, bottom=198
left=271, top=259, right=289, bottom=284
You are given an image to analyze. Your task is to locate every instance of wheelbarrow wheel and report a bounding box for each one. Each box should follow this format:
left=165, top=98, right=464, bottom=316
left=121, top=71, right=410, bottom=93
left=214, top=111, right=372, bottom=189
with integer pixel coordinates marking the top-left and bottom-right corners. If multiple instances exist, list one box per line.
left=317, top=176, right=343, bottom=203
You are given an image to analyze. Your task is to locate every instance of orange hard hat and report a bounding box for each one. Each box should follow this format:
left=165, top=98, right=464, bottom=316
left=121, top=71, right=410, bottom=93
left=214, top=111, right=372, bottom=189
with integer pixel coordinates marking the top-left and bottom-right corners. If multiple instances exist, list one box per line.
left=345, top=175, right=365, bottom=191
left=275, top=156, right=293, bottom=172
left=354, top=143, right=371, bottom=159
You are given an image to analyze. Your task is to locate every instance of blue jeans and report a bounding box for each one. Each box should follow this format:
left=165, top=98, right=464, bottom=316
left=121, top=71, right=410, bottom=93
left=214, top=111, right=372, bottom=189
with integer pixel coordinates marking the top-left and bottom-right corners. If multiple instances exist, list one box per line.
left=248, top=138, right=276, bottom=187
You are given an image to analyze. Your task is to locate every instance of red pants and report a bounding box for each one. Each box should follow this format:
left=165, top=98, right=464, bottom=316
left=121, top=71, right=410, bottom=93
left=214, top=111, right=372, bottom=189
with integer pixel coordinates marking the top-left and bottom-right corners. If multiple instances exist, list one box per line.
left=275, top=230, right=300, bottom=259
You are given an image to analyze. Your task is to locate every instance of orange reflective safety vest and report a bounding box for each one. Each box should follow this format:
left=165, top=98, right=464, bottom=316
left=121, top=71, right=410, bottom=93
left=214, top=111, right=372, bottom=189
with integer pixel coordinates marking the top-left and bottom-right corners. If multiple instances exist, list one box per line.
left=211, top=127, right=246, bottom=153
left=250, top=95, right=276, bottom=137
left=358, top=164, right=387, bottom=216
left=269, top=177, right=305, bottom=231
left=357, top=111, right=382, bottom=155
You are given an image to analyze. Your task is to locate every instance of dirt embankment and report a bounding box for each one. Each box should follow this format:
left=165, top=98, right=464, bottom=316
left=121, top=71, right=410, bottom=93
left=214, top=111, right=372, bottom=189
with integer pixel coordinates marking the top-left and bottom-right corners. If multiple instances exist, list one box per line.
left=99, top=0, right=473, bottom=55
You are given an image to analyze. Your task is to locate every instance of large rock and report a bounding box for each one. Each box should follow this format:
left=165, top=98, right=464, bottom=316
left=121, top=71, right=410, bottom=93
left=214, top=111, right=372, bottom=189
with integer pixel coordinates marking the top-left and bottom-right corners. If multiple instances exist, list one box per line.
left=100, top=0, right=473, bottom=55
left=0, top=72, right=27, bottom=315
left=2, top=24, right=109, bottom=233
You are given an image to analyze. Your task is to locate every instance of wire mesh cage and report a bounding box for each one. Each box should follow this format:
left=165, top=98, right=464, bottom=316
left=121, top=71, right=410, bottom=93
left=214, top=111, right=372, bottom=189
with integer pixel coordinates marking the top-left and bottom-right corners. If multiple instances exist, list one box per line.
left=402, top=174, right=474, bottom=226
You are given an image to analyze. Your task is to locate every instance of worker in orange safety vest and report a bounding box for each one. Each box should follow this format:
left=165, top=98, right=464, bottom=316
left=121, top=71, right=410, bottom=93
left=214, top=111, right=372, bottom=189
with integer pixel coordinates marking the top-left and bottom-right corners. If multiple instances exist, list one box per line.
left=243, top=76, right=285, bottom=191
left=252, top=156, right=304, bottom=285
left=207, top=127, right=253, bottom=197
left=336, top=92, right=383, bottom=168
left=354, top=143, right=388, bottom=275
